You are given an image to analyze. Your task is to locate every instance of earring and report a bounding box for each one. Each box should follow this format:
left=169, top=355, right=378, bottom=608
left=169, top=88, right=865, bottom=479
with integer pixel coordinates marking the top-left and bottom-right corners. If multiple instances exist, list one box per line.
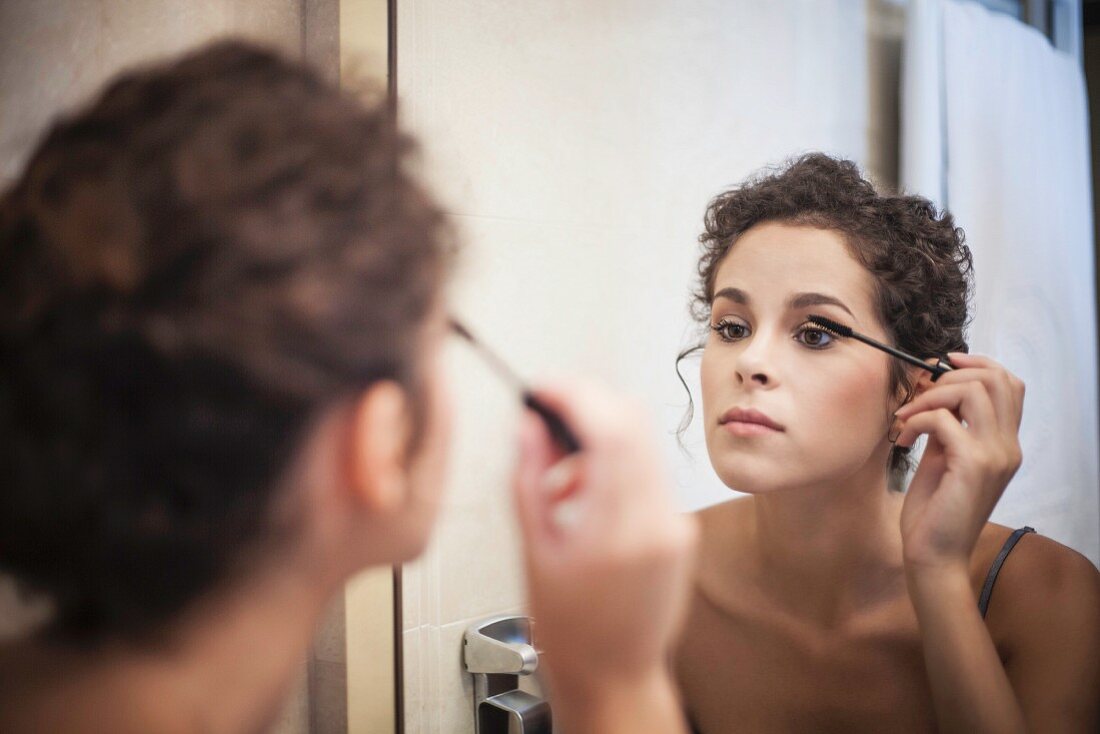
left=888, top=424, right=901, bottom=444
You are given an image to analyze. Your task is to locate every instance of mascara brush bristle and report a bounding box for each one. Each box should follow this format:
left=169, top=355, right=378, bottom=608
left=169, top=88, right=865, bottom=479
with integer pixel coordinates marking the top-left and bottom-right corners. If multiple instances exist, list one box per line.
left=806, top=314, right=852, bottom=337
left=805, top=312, right=954, bottom=381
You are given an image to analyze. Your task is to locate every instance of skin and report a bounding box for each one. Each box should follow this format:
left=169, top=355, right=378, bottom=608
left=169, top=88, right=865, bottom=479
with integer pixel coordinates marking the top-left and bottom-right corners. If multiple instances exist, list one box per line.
left=0, top=306, right=697, bottom=734
left=514, top=383, right=697, bottom=734
left=674, top=221, right=1100, bottom=733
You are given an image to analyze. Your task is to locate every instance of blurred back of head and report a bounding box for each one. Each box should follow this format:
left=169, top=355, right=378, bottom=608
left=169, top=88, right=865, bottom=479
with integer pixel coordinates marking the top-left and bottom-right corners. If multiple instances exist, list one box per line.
left=0, top=40, right=450, bottom=646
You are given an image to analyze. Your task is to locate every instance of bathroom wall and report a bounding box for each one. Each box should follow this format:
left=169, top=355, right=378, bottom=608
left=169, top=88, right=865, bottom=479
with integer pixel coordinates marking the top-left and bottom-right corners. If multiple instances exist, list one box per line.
left=0, top=0, right=303, bottom=186
left=395, top=1, right=907, bottom=731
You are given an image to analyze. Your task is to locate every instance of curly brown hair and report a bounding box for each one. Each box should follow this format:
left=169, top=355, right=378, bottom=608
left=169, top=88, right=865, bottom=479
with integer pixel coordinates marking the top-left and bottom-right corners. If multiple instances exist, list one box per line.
left=0, top=41, right=451, bottom=644
left=679, top=153, right=973, bottom=487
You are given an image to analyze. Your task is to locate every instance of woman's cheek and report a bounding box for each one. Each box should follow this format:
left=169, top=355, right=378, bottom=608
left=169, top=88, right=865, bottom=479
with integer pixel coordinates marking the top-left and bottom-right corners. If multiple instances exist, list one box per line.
left=815, top=361, right=893, bottom=446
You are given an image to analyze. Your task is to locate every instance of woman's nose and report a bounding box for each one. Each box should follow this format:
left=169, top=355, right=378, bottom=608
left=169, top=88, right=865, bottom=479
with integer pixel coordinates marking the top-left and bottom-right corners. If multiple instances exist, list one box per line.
left=735, top=337, right=778, bottom=388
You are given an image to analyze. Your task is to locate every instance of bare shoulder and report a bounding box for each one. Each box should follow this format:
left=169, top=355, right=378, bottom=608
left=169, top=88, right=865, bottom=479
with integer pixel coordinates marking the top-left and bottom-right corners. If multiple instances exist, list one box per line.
left=985, top=526, right=1100, bottom=609
left=978, top=523, right=1100, bottom=651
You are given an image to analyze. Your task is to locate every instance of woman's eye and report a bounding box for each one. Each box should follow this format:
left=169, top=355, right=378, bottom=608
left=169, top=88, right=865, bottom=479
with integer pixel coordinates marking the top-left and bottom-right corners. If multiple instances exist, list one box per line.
left=795, top=325, right=833, bottom=349
left=711, top=320, right=748, bottom=341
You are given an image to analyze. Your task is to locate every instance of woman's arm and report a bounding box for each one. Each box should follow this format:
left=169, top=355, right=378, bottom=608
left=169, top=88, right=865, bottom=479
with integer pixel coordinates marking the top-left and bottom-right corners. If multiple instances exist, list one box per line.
left=907, top=537, right=1100, bottom=734
left=995, top=538, right=1100, bottom=733
left=906, top=563, right=1027, bottom=733
left=893, top=352, right=1035, bottom=732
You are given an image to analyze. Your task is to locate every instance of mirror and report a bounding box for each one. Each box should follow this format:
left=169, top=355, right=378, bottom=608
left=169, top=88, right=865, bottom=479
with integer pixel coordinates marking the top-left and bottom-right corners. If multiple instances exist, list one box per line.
left=0, top=1, right=1095, bottom=732
left=390, top=0, right=1098, bottom=731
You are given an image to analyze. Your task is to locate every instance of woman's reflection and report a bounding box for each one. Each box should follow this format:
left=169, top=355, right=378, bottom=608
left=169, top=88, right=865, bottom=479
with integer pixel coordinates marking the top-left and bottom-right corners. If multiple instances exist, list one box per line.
left=673, top=154, right=1099, bottom=733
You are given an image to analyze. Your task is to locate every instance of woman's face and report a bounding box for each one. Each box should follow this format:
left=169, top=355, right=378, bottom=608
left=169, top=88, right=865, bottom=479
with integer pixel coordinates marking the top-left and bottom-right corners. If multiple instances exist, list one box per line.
left=700, top=221, right=898, bottom=494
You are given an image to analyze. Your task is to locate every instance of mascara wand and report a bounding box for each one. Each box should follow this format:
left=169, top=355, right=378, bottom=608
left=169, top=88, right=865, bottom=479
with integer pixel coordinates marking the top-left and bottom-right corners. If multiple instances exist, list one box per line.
left=449, top=319, right=583, bottom=454
left=806, top=314, right=955, bottom=381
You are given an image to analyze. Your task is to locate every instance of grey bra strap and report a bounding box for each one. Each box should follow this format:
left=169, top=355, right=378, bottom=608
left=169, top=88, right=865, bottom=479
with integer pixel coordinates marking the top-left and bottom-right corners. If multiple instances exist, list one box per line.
left=978, top=526, right=1035, bottom=618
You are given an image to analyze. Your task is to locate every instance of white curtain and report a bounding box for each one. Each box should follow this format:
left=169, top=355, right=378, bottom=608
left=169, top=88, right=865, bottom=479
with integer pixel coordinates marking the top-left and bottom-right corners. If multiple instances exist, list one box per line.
left=902, top=0, right=1099, bottom=565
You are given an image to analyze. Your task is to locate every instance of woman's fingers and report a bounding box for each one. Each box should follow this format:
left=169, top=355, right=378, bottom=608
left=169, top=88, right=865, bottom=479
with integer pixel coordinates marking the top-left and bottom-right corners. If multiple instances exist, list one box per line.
left=522, top=380, right=626, bottom=451
left=896, top=406, right=1019, bottom=486
left=513, top=411, right=571, bottom=551
left=533, top=380, right=688, bottom=562
left=895, top=380, right=998, bottom=438
left=512, top=412, right=548, bottom=545
left=525, top=381, right=662, bottom=518
left=897, top=353, right=1025, bottom=436
left=895, top=407, right=971, bottom=451
left=509, top=380, right=698, bottom=693
left=940, top=352, right=1024, bottom=431
left=948, top=354, right=1024, bottom=426
left=896, top=356, right=1027, bottom=571
left=515, top=382, right=663, bottom=559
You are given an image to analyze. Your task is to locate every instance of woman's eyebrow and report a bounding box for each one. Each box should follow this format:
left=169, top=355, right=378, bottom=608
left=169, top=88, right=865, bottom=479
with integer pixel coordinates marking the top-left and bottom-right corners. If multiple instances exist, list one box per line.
left=712, top=287, right=855, bottom=319
left=787, top=291, right=855, bottom=318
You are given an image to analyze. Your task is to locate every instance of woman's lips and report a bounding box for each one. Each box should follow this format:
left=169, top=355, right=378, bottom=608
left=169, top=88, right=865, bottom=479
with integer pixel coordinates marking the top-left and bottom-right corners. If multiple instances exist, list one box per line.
left=718, top=407, right=785, bottom=436
left=722, top=421, right=781, bottom=437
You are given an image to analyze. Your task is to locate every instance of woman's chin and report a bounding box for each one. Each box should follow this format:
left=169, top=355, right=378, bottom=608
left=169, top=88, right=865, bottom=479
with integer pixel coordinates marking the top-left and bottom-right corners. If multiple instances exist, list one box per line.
left=709, top=451, right=801, bottom=494
left=713, top=452, right=880, bottom=496
left=714, top=467, right=799, bottom=495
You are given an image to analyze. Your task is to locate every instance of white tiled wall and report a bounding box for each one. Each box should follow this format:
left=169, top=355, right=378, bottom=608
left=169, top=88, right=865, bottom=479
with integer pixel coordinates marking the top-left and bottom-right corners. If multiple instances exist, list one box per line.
left=397, top=1, right=906, bottom=731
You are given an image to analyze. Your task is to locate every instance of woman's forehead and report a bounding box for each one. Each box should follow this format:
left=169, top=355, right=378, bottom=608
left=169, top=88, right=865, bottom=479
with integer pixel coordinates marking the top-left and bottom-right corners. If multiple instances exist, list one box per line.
left=713, top=223, right=876, bottom=316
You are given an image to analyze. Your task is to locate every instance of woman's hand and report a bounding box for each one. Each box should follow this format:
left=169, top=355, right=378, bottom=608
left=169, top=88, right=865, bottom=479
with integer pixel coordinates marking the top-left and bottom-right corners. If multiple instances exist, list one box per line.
left=512, top=380, right=698, bottom=733
left=893, top=354, right=1037, bottom=734
left=894, top=352, right=1025, bottom=574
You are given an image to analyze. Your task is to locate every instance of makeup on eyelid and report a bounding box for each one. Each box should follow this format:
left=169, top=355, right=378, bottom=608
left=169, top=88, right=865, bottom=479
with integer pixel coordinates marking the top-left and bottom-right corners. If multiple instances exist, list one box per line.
left=709, top=317, right=837, bottom=349
left=806, top=314, right=955, bottom=380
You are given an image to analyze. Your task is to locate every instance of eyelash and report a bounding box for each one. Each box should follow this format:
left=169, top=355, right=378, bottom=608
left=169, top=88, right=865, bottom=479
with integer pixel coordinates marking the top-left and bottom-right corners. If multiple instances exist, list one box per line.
left=710, top=319, right=834, bottom=350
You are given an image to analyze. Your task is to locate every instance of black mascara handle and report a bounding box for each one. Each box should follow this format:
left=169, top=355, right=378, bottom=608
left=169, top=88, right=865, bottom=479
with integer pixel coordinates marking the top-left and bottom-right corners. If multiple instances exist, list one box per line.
left=930, top=356, right=955, bottom=382
left=523, top=393, right=583, bottom=454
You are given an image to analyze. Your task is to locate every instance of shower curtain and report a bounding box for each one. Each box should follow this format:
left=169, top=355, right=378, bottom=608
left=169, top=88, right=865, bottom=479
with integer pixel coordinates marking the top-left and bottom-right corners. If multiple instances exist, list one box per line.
left=902, top=0, right=1099, bottom=565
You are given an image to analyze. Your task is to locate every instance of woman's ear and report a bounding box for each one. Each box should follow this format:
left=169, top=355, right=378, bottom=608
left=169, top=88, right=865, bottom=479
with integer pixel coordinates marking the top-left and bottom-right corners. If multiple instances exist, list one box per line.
left=897, top=359, right=943, bottom=406
left=911, top=359, right=945, bottom=398
left=345, top=380, right=413, bottom=514
left=889, top=359, right=940, bottom=438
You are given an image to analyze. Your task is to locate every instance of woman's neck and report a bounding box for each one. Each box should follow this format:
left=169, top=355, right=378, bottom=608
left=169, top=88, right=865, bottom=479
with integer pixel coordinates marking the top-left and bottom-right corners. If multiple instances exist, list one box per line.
left=0, top=555, right=343, bottom=734
left=748, top=457, right=908, bottom=625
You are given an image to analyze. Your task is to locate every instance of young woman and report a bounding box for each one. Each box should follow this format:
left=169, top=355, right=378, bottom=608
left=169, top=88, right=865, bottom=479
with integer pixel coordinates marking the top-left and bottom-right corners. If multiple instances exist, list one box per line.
left=0, top=42, right=696, bottom=733
left=673, top=154, right=1100, bottom=733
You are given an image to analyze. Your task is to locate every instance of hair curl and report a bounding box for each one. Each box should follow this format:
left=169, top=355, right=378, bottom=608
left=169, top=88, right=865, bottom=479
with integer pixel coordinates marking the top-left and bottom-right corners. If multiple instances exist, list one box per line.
left=679, top=153, right=973, bottom=488
left=0, top=41, right=451, bottom=644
